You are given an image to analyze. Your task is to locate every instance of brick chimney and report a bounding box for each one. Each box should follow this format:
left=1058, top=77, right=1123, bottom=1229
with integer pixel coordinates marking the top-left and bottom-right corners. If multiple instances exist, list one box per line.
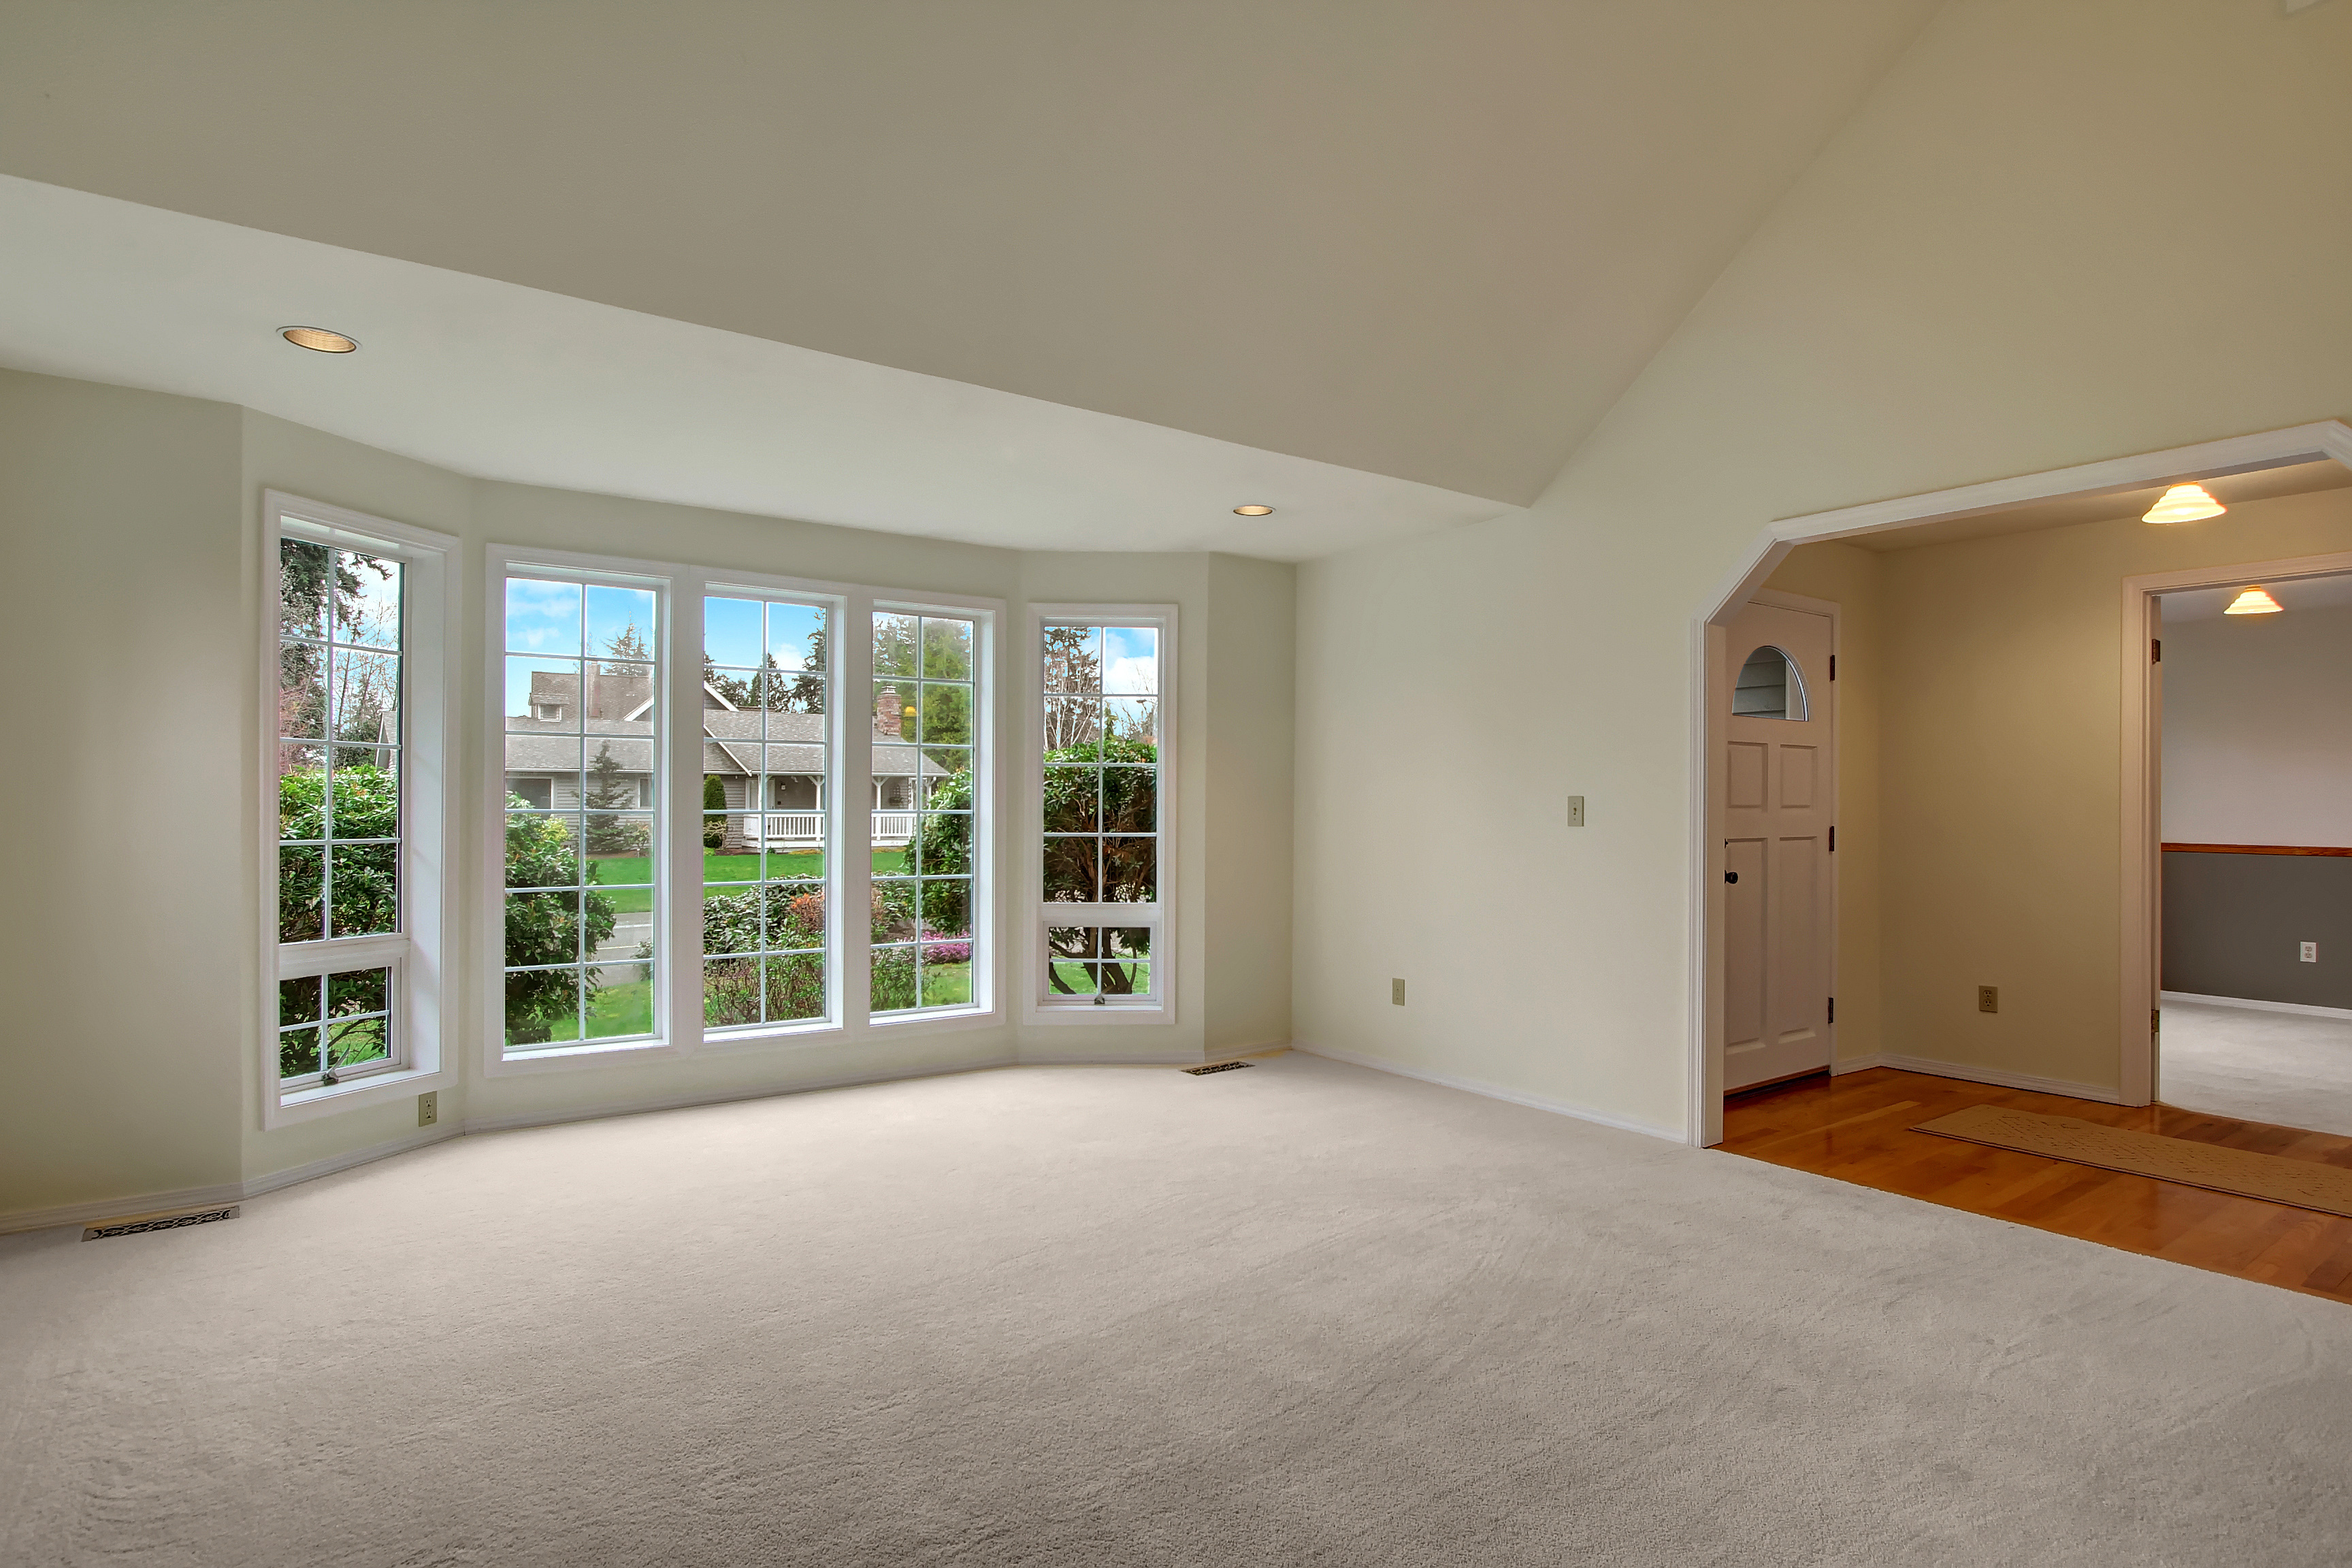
left=878, top=684, right=901, bottom=737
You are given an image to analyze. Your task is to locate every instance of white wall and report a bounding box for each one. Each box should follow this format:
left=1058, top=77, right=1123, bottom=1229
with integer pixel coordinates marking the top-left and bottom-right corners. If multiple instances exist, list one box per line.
left=1, top=372, right=1294, bottom=1224
left=2163, top=603, right=2352, bottom=849
left=1292, top=0, right=2352, bottom=1137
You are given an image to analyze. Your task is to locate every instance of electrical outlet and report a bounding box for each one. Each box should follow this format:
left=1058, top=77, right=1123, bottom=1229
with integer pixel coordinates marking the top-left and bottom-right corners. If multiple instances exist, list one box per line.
left=417, top=1091, right=438, bottom=1127
left=1565, top=795, right=1586, bottom=828
left=1391, top=978, right=1405, bottom=1006
left=1978, top=985, right=1999, bottom=1014
left=2302, top=941, right=2319, bottom=963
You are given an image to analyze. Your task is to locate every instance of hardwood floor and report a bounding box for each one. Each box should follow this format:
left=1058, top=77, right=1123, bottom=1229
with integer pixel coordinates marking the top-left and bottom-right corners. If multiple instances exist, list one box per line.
left=1719, top=1066, right=2352, bottom=1305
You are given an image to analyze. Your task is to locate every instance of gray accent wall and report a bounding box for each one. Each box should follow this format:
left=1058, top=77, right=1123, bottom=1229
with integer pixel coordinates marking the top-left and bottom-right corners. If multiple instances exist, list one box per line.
left=2162, top=851, right=2352, bottom=1010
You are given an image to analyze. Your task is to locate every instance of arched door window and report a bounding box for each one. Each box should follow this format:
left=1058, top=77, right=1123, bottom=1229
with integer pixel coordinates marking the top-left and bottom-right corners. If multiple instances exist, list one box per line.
left=1733, top=645, right=1808, bottom=720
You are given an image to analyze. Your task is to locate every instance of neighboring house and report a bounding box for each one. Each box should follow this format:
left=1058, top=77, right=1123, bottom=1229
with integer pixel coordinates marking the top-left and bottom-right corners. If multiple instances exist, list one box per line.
left=504, top=672, right=927, bottom=849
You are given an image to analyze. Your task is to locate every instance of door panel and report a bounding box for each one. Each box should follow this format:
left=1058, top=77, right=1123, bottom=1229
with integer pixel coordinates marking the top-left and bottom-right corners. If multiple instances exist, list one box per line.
left=1779, top=746, right=1816, bottom=808
left=1727, top=742, right=1768, bottom=811
left=1721, top=602, right=1835, bottom=1092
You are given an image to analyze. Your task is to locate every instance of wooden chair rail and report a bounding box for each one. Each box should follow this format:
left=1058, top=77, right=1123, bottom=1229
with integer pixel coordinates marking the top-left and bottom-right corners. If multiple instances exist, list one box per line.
left=2161, top=843, right=2352, bottom=857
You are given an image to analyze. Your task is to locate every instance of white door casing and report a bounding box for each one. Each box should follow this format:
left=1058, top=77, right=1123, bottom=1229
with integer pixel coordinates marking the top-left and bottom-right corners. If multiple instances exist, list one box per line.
left=1721, top=600, right=1835, bottom=1092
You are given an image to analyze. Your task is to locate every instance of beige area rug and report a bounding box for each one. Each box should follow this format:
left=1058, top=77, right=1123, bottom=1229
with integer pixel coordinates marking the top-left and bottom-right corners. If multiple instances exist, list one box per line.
left=1917, top=1102, right=2352, bottom=1217
left=8, top=1054, right=2352, bottom=1566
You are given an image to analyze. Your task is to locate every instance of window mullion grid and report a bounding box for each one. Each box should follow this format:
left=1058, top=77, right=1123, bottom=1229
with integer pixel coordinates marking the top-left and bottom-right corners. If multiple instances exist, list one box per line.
left=840, top=592, right=875, bottom=1030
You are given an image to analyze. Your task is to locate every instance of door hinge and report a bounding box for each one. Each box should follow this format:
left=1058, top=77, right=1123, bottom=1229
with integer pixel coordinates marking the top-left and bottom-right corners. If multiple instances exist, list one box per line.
left=2151, top=638, right=2161, bottom=663
left=1829, top=826, right=1835, bottom=852
left=1829, top=654, right=1837, bottom=681
left=1827, top=996, right=1835, bottom=1024
left=2153, top=1009, right=2161, bottom=1034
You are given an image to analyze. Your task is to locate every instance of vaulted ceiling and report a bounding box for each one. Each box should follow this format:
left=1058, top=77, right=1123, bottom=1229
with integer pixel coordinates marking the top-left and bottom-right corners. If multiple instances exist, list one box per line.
left=0, top=1, right=1941, bottom=551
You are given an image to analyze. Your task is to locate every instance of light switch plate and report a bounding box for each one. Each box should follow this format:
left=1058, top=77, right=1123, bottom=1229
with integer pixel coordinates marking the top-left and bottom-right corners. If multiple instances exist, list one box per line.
left=1566, top=795, right=1585, bottom=828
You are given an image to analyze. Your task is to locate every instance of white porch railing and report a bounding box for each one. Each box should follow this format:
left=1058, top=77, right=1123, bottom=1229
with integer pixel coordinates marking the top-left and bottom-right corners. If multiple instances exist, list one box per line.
left=740, top=811, right=917, bottom=848
left=745, top=811, right=824, bottom=848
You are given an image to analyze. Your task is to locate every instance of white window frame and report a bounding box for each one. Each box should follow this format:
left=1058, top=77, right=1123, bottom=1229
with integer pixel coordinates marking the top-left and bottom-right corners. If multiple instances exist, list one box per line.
left=484, top=545, right=685, bottom=1075
left=864, top=591, right=1002, bottom=1032
left=694, top=572, right=849, bottom=1047
left=1024, top=604, right=1177, bottom=1025
left=484, top=551, right=1005, bottom=1078
left=261, top=493, right=458, bottom=1127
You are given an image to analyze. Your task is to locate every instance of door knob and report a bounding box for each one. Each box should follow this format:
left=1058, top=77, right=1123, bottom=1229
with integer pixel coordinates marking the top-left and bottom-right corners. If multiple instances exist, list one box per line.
left=1725, top=871, right=1739, bottom=883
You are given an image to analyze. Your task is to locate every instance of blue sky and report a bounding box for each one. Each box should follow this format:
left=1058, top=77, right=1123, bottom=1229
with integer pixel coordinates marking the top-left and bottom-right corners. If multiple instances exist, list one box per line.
left=705, top=597, right=826, bottom=671
left=504, top=577, right=658, bottom=716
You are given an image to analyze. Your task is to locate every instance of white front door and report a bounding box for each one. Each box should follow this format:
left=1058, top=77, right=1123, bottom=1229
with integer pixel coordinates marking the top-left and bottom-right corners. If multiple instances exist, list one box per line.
left=1722, top=600, right=1835, bottom=1092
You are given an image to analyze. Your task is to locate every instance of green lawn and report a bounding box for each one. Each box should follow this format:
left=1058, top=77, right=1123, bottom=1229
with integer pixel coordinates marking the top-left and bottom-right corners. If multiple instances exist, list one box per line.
left=544, top=978, right=653, bottom=1042
left=587, top=849, right=908, bottom=913
left=1049, top=960, right=1150, bottom=998
left=921, top=962, right=971, bottom=1007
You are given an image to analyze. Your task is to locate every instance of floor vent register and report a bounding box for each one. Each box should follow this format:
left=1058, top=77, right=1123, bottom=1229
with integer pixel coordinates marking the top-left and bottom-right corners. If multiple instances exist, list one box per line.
left=1183, top=1060, right=1254, bottom=1076
left=82, top=1205, right=241, bottom=1241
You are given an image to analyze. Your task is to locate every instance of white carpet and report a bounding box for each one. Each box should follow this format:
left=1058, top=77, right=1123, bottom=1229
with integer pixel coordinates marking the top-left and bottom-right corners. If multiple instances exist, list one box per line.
left=4, top=1051, right=2350, bottom=1565
left=2163, top=996, right=2352, bottom=1137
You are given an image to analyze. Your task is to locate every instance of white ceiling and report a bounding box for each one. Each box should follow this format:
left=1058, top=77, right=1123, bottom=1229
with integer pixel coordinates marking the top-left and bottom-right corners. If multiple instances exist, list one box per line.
left=2161, top=573, right=2352, bottom=623
left=0, top=1, right=1941, bottom=551
left=0, top=175, right=1509, bottom=561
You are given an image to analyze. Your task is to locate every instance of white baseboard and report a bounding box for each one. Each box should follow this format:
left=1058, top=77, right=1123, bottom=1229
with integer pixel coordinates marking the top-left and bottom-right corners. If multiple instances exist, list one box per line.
left=1830, top=1054, right=1884, bottom=1075
left=0, top=1124, right=461, bottom=1237
left=2161, top=990, right=2352, bottom=1022
left=1296, top=1043, right=1684, bottom=1143
left=2, top=1056, right=1022, bottom=1235
left=458, top=1051, right=1017, bottom=1136
left=244, top=1124, right=463, bottom=1199
left=1875, top=1052, right=2125, bottom=1105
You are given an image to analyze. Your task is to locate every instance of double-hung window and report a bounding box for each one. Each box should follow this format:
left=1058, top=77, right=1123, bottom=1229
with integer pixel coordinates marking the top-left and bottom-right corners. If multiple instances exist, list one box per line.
left=499, top=566, right=666, bottom=1054
left=1033, top=608, right=1173, bottom=1016
left=266, top=495, right=454, bottom=1120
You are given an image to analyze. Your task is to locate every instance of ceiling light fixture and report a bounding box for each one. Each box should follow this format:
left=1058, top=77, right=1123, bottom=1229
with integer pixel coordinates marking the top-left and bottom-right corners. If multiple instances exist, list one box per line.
left=2225, top=587, right=2283, bottom=615
left=1233, top=504, right=1275, bottom=517
left=280, top=325, right=358, bottom=353
left=2142, top=483, right=2224, bottom=524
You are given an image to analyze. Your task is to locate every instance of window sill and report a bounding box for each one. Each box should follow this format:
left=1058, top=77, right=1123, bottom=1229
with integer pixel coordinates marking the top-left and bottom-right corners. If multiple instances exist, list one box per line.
left=489, top=1035, right=681, bottom=1075
left=1026, top=1002, right=1172, bottom=1025
left=272, top=1062, right=450, bottom=1126
left=865, top=1003, right=1002, bottom=1035
left=700, top=1018, right=847, bottom=1051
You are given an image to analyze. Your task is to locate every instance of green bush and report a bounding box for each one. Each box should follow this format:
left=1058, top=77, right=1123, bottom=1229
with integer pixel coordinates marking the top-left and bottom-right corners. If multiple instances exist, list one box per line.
left=702, top=884, right=828, bottom=1026
left=702, top=774, right=727, bottom=848
left=502, top=794, right=617, bottom=1043
left=277, top=764, right=401, bottom=942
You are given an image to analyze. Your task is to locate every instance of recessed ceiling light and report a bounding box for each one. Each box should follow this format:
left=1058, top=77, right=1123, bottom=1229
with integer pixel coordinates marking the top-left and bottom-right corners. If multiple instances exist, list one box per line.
left=2142, top=483, right=2223, bottom=524
left=1233, top=504, right=1275, bottom=517
left=2225, top=587, right=2283, bottom=615
left=280, top=325, right=358, bottom=353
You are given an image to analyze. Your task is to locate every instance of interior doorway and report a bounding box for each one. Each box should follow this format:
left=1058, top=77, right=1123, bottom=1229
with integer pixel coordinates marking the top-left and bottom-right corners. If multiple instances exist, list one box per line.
left=1720, top=591, right=1836, bottom=1092
left=1690, top=419, right=2352, bottom=1148
left=2153, top=569, right=2352, bottom=1138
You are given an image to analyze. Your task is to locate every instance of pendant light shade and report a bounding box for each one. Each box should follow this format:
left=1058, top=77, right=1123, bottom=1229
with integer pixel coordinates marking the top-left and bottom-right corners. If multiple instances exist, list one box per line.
left=2224, top=587, right=2282, bottom=615
left=2143, top=483, right=2225, bottom=524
